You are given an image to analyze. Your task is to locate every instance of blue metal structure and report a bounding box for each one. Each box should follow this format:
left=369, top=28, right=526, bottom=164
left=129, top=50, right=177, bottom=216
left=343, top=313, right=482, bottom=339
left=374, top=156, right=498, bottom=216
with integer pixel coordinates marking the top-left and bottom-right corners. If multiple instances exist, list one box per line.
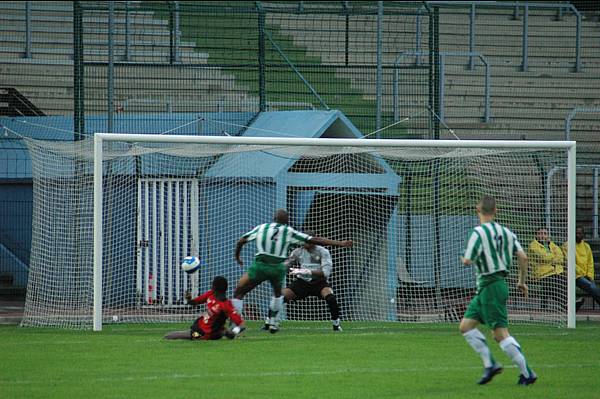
left=205, top=110, right=402, bottom=319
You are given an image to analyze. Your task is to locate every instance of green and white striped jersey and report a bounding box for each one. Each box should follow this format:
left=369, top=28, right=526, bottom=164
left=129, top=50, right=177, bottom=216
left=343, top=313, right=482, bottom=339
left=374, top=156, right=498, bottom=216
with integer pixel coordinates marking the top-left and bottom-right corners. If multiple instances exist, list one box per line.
left=242, top=223, right=311, bottom=259
left=463, top=222, right=523, bottom=277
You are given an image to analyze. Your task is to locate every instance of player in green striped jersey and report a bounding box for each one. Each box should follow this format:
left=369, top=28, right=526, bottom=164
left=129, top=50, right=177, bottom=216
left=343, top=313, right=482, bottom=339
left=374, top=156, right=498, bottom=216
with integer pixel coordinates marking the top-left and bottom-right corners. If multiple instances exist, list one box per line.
left=459, top=195, right=537, bottom=386
left=232, top=209, right=353, bottom=333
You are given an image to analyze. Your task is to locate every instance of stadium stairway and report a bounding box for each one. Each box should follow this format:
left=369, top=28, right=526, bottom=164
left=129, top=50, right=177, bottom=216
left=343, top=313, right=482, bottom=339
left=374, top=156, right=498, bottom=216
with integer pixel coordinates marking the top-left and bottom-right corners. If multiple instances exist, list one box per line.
left=270, top=6, right=600, bottom=148
left=269, top=4, right=600, bottom=238
left=0, top=1, right=257, bottom=115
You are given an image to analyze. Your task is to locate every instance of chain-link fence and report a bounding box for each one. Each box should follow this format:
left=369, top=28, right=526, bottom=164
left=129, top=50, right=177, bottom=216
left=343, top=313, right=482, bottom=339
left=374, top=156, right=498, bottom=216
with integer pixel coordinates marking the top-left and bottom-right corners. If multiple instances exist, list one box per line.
left=75, top=1, right=434, bottom=139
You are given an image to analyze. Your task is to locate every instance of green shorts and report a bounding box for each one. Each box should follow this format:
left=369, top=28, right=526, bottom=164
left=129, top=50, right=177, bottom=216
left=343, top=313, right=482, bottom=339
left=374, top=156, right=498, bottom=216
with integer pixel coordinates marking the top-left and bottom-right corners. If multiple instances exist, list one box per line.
left=464, top=278, right=509, bottom=330
left=247, top=257, right=286, bottom=288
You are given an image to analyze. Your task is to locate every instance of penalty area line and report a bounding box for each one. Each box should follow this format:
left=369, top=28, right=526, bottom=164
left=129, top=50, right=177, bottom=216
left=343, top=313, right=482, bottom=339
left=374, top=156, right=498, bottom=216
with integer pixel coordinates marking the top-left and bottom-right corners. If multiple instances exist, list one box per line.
left=4, top=363, right=599, bottom=385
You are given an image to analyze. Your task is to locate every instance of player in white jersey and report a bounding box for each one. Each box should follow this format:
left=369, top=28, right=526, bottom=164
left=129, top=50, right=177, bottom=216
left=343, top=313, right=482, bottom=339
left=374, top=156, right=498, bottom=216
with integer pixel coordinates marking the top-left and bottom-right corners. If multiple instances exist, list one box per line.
left=261, top=230, right=342, bottom=332
left=233, top=209, right=353, bottom=333
left=460, top=195, right=537, bottom=386
left=286, top=231, right=343, bottom=331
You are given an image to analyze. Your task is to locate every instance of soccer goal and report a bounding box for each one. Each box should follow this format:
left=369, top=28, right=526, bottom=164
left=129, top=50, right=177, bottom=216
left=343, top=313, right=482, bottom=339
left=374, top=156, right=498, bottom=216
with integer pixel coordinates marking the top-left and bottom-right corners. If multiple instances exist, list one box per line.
left=21, top=134, right=576, bottom=330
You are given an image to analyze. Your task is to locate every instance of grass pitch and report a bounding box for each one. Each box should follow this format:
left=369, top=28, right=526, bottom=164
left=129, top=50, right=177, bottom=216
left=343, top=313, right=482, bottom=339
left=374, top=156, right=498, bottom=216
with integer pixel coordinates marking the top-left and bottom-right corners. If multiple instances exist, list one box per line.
left=1, top=321, right=598, bottom=399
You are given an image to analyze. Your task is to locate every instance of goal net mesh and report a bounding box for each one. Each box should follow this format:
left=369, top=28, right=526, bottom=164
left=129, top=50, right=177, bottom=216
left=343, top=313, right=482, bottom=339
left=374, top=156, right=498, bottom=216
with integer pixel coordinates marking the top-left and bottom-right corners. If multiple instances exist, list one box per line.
left=21, top=136, right=569, bottom=329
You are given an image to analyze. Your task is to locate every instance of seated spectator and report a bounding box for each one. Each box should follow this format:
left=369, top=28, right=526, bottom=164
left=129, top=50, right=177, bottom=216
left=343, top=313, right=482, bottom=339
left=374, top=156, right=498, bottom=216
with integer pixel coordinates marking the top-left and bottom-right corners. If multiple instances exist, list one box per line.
left=528, top=228, right=565, bottom=309
left=528, top=228, right=564, bottom=280
left=562, top=227, right=600, bottom=309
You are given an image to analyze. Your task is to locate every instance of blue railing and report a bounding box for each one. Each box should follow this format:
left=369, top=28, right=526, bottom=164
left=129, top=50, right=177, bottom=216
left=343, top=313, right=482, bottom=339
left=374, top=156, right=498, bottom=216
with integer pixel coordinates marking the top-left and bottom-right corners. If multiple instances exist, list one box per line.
left=547, top=165, right=599, bottom=239
left=421, top=1, right=582, bottom=72
left=393, top=51, right=491, bottom=123
left=565, top=107, right=600, bottom=140
left=18, top=1, right=182, bottom=62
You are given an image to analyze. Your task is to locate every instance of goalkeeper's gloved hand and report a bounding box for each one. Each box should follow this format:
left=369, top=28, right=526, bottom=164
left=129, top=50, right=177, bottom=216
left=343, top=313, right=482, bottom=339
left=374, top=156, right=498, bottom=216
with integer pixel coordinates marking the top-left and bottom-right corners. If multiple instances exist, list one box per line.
left=290, top=268, right=312, bottom=277
left=185, top=291, right=194, bottom=305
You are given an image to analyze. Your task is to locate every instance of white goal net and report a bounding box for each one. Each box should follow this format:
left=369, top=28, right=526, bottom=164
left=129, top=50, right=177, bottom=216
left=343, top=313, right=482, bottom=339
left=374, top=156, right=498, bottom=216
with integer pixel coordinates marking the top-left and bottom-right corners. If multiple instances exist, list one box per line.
left=21, top=135, right=576, bottom=330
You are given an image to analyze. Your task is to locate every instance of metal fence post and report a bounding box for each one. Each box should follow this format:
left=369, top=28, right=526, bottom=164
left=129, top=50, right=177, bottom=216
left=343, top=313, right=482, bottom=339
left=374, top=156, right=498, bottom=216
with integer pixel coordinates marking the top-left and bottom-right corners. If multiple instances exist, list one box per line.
left=343, top=1, right=349, bottom=66
left=594, top=168, right=599, bottom=238
left=521, top=3, right=528, bottom=72
left=125, top=1, right=131, bottom=61
left=415, top=8, right=422, bottom=66
left=170, top=1, right=180, bottom=64
left=375, top=1, right=383, bottom=135
left=108, top=1, right=115, bottom=134
left=469, top=3, right=475, bottom=70
left=73, top=1, right=84, bottom=140
left=565, top=107, right=600, bottom=140
left=174, top=1, right=180, bottom=63
left=431, top=5, right=440, bottom=139
left=575, top=9, right=582, bottom=72
left=438, top=52, right=445, bottom=123
left=556, top=3, right=564, bottom=21
left=483, top=55, right=490, bottom=123
left=513, top=1, right=520, bottom=19
left=25, top=2, right=32, bottom=58
left=257, top=2, right=266, bottom=112
left=393, top=63, right=399, bottom=122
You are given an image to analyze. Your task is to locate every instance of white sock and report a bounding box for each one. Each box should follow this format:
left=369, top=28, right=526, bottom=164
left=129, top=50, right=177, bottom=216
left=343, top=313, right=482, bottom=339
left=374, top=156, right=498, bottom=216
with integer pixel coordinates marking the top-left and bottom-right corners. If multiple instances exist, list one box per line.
left=332, top=318, right=340, bottom=326
left=463, top=329, right=495, bottom=368
left=268, top=296, right=283, bottom=325
left=269, top=296, right=283, bottom=313
left=231, top=298, right=243, bottom=315
left=499, top=336, right=533, bottom=378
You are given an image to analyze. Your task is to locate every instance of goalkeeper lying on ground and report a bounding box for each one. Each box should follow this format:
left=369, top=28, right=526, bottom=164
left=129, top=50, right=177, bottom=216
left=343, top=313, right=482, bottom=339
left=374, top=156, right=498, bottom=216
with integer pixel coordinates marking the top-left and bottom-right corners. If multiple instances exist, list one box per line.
left=165, top=276, right=246, bottom=340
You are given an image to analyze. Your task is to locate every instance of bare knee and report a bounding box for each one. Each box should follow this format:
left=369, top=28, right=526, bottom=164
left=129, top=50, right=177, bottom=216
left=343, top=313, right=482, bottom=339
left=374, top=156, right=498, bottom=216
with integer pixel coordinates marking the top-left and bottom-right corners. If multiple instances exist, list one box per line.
left=459, top=318, right=479, bottom=334
left=233, top=287, right=244, bottom=299
left=234, top=274, right=253, bottom=299
left=282, top=288, right=296, bottom=302
left=234, top=283, right=250, bottom=299
left=492, top=327, right=510, bottom=342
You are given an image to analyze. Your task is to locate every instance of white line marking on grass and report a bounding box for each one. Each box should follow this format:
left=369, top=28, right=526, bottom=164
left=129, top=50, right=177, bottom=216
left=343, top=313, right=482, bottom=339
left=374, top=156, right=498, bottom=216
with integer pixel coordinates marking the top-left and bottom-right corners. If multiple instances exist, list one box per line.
left=4, top=363, right=599, bottom=385
left=3, top=328, right=593, bottom=346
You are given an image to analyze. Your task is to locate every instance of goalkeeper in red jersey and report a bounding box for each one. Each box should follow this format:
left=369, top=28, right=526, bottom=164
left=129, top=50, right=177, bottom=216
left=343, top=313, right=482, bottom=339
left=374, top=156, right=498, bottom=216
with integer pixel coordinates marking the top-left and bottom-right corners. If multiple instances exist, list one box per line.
left=164, top=276, right=246, bottom=340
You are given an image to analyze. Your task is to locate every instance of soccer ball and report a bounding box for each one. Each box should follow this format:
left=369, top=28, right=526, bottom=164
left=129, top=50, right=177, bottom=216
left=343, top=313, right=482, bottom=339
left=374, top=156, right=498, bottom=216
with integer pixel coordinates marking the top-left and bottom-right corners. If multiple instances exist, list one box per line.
left=181, top=256, right=202, bottom=274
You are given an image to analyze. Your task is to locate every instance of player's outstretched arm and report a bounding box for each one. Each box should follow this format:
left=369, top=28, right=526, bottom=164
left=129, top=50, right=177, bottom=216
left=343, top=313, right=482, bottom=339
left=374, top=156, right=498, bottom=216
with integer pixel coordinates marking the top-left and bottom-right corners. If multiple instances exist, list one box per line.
left=515, top=249, right=529, bottom=297
left=186, top=290, right=211, bottom=306
left=235, top=237, right=248, bottom=266
left=309, top=236, right=353, bottom=248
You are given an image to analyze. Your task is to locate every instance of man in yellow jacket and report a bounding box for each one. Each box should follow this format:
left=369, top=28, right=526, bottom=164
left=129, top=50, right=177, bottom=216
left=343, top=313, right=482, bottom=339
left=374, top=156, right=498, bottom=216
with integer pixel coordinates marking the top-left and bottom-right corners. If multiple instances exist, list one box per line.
left=563, top=227, right=600, bottom=308
left=528, top=228, right=564, bottom=280
left=528, top=228, right=565, bottom=309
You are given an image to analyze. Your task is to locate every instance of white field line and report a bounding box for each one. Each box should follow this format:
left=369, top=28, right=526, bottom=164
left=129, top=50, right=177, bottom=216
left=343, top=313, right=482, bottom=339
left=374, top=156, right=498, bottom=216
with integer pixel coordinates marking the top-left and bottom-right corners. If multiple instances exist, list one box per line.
left=3, top=363, right=599, bottom=385
left=3, top=326, right=599, bottom=346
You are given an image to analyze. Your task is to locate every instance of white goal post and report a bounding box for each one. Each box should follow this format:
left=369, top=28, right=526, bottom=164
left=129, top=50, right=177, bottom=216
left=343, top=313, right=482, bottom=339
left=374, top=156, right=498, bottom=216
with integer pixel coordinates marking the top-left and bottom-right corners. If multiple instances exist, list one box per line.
left=20, top=134, right=576, bottom=330
left=90, top=134, right=576, bottom=331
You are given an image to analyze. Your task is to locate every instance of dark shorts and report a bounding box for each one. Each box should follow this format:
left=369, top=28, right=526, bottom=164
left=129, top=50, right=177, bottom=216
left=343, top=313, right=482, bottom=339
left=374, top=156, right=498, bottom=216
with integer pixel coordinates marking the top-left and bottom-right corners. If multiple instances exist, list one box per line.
left=288, top=278, right=331, bottom=300
left=190, top=318, right=224, bottom=340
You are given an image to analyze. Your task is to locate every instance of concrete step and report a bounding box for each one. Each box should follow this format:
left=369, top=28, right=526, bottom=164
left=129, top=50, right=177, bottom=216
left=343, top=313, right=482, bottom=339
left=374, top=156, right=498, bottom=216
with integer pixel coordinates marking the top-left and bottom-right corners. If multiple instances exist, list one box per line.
left=0, top=13, right=169, bottom=26
left=0, top=47, right=208, bottom=63
left=0, top=35, right=200, bottom=52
